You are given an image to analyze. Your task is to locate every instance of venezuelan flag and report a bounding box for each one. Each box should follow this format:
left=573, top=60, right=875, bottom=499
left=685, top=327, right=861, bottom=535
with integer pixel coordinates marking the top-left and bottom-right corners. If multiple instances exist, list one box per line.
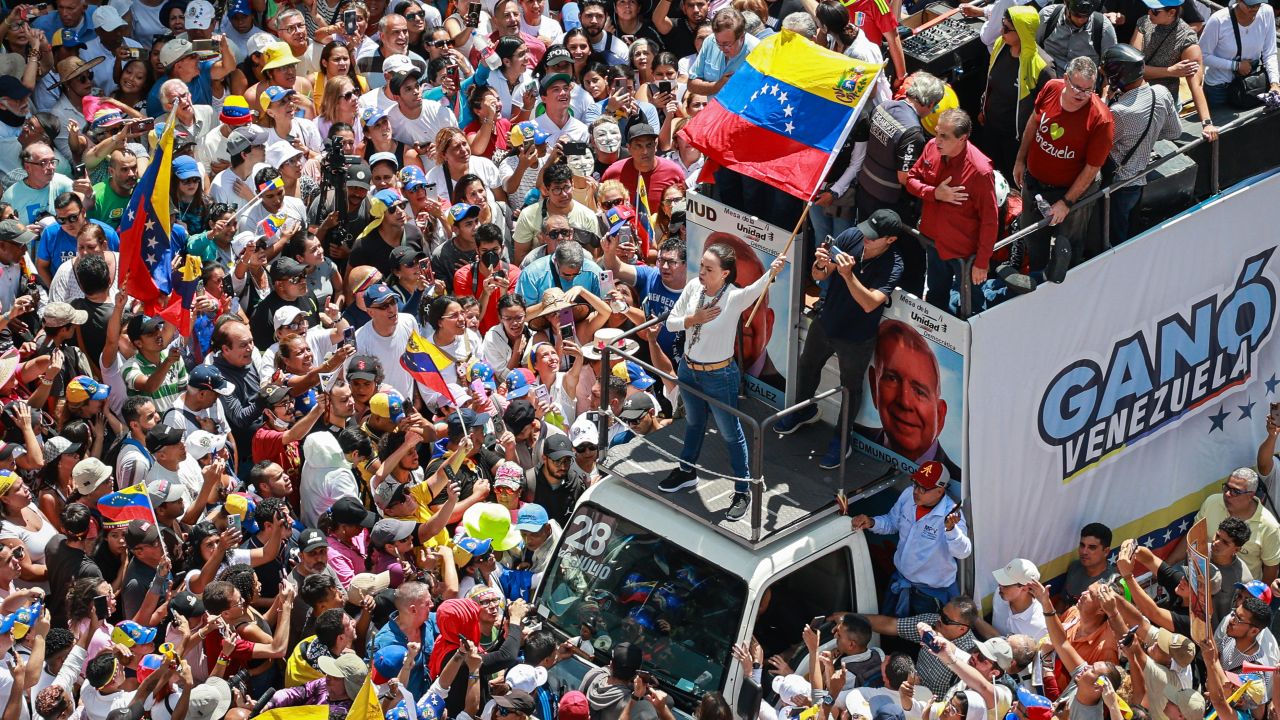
left=98, top=483, right=157, bottom=526
left=680, top=30, right=881, bottom=201
left=635, top=175, right=655, bottom=253
left=401, top=331, right=456, bottom=402
left=118, top=107, right=181, bottom=313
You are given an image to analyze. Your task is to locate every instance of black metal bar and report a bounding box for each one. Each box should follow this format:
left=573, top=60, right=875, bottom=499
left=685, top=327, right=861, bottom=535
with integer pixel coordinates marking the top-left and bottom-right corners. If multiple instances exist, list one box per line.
left=1102, top=188, right=1111, bottom=251
left=836, top=386, right=850, bottom=491
left=958, top=257, right=973, bottom=319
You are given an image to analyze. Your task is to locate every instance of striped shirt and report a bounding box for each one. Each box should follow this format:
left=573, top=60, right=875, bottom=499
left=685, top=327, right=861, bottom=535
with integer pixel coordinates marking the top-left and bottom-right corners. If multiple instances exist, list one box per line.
left=121, top=351, right=189, bottom=414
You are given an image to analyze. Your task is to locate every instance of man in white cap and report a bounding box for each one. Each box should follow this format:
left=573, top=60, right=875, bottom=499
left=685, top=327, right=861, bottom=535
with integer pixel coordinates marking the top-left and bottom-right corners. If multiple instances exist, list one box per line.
left=360, top=54, right=417, bottom=108
left=186, top=676, right=233, bottom=720
left=83, top=5, right=143, bottom=94
left=147, top=33, right=235, bottom=116
left=71, top=457, right=113, bottom=506
left=975, top=558, right=1047, bottom=643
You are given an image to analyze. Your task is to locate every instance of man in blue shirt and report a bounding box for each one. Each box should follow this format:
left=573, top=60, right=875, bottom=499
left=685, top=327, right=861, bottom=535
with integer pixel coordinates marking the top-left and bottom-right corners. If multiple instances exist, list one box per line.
left=601, top=234, right=687, bottom=365
left=517, top=240, right=603, bottom=311
left=37, top=191, right=120, bottom=287
left=369, top=580, right=438, bottom=698
left=688, top=7, right=759, bottom=97
left=33, top=0, right=97, bottom=40
left=774, top=209, right=904, bottom=470
left=147, top=35, right=235, bottom=116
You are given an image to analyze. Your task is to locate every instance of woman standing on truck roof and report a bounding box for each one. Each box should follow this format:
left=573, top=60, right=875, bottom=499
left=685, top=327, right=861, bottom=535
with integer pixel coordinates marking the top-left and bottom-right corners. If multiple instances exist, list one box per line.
left=661, top=240, right=785, bottom=522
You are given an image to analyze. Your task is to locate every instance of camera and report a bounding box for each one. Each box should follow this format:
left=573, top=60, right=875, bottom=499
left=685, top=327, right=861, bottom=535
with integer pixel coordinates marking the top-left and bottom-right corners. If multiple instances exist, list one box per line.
left=320, top=136, right=354, bottom=248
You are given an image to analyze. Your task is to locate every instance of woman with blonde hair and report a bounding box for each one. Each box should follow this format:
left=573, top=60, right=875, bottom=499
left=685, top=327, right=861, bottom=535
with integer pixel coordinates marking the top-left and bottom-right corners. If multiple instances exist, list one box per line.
left=424, top=127, right=507, bottom=204
left=316, top=75, right=365, bottom=146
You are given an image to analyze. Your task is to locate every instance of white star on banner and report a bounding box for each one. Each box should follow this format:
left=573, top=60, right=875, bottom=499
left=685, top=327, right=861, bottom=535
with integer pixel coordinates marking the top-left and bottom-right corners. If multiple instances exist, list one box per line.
left=127, top=209, right=135, bottom=222
left=784, top=122, right=795, bottom=134
left=769, top=84, right=779, bottom=96
left=145, top=218, right=155, bottom=232
left=750, top=90, right=758, bottom=102
left=783, top=105, right=794, bottom=117
left=778, top=91, right=788, bottom=103
left=145, top=252, right=156, bottom=265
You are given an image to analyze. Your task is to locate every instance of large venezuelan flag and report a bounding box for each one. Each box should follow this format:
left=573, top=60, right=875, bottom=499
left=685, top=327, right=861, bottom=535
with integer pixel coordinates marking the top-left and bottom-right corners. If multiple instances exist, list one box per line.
left=680, top=30, right=881, bottom=201
left=401, top=331, right=456, bottom=402
left=118, top=108, right=180, bottom=313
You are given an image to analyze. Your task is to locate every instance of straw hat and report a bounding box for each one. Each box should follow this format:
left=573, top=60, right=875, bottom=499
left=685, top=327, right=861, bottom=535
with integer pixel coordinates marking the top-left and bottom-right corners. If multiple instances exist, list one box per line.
left=581, top=327, right=639, bottom=361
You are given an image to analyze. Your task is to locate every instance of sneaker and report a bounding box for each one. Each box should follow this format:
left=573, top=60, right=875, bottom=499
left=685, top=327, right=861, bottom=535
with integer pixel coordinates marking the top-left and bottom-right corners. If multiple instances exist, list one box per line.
left=774, top=405, right=820, bottom=435
left=818, top=436, right=852, bottom=470
left=658, top=466, right=699, bottom=493
left=726, top=493, right=750, bottom=521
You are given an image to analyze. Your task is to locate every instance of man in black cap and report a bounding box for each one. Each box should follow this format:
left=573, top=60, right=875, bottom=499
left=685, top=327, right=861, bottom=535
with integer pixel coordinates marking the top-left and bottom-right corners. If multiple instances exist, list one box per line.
left=386, top=244, right=431, bottom=313
left=601, top=123, right=685, bottom=221
left=776, top=208, right=904, bottom=471
left=618, top=394, right=668, bottom=438
left=493, top=691, right=538, bottom=720
left=0, top=221, right=38, bottom=322
left=313, top=160, right=374, bottom=270
left=250, top=256, right=320, bottom=350
left=503, top=399, right=554, bottom=481
left=120, top=519, right=171, bottom=621
left=143, top=424, right=208, bottom=509
left=532, top=434, right=583, bottom=525
left=581, top=642, right=648, bottom=720
left=253, top=384, right=328, bottom=498
left=121, top=314, right=187, bottom=414
left=423, top=409, right=501, bottom=515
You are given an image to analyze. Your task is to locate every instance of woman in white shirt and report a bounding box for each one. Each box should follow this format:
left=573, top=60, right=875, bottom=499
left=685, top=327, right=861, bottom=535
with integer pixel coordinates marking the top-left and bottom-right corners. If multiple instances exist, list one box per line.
left=1200, top=0, right=1280, bottom=107
left=663, top=241, right=783, bottom=520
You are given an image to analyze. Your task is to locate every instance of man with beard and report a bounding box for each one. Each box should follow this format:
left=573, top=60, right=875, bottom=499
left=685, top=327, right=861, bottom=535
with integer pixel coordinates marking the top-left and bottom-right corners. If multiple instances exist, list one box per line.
left=90, top=149, right=139, bottom=230
left=532, top=434, right=582, bottom=525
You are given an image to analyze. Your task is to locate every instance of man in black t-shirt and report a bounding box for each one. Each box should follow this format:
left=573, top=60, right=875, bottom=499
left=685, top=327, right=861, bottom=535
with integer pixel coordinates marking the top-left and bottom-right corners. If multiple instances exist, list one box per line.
left=45, top=503, right=103, bottom=627
left=776, top=210, right=905, bottom=471
left=120, top=519, right=168, bottom=620
left=426, top=409, right=503, bottom=505
left=249, top=257, right=320, bottom=350
left=348, top=189, right=427, bottom=279
left=652, top=0, right=709, bottom=57
left=532, top=434, right=584, bottom=525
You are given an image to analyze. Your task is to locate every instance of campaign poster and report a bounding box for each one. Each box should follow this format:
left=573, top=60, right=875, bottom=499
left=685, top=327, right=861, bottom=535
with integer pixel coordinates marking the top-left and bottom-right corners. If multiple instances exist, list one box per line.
left=849, top=290, right=970, bottom=486
left=965, top=170, right=1280, bottom=601
left=684, top=192, right=800, bottom=410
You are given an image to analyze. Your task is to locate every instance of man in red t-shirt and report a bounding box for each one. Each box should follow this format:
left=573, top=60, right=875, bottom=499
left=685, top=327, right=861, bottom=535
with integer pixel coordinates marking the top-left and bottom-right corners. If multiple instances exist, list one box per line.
left=1013, top=57, right=1113, bottom=279
left=601, top=124, right=684, bottom=215
left=454, top=223, right=520, bottom=334
left=252, top=384, right=327, bottom=499
left=202, top=579, right=297, bottom=677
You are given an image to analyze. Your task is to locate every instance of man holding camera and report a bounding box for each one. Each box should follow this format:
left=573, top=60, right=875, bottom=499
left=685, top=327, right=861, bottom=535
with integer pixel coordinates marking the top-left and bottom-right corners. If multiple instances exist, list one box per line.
left=776, top=210, right=903, bottom=469
left=454, top=223, right=521, bottom=333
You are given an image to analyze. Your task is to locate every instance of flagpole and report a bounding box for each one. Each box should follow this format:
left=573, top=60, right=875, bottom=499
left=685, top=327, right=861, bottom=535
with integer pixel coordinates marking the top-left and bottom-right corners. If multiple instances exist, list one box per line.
left=744, top=201, right=812, bottom=328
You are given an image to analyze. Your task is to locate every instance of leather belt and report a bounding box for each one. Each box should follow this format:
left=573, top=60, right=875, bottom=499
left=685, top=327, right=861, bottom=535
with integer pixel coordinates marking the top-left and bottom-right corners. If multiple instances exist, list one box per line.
left=686, top=358, right=732, bottom=372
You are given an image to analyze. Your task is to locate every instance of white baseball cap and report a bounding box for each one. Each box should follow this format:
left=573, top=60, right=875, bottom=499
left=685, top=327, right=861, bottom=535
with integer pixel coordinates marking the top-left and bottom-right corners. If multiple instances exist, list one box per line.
left=185, top=0, right=215, bottom=30
left=992, top=558, right=1041, bottom=586
left=93, top=6, right=127, bottom=31
left=383, top=54, right=415, bottom=75
left=185, top=430, right=226, bottom=460
left=265, top=140, right=303, bottom=168
left=273, top=305, right=307, bottom=330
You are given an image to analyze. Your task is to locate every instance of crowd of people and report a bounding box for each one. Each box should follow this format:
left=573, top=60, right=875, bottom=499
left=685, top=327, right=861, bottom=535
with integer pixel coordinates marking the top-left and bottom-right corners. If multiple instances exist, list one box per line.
left=0, top=0, right=1273, bottom=717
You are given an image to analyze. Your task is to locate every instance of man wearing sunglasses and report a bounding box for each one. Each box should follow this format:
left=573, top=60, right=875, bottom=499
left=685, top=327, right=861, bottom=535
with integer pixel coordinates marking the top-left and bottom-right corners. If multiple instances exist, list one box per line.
left=851, top=461, right=971, bottom=617
left=36, top=192, right=119, bottom=287
left=251, top=256, right=321, bottom=350
left=865, top=596, right=980, bottom=695
left=1168, top=467, right=1280, bottom=584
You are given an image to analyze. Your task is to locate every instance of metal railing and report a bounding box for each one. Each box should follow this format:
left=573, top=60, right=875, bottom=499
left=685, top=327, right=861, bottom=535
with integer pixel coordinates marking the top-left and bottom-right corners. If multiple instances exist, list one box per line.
left=902, top=105, right=1273, bottom=320
left=595, top=314, right=852, bottom=543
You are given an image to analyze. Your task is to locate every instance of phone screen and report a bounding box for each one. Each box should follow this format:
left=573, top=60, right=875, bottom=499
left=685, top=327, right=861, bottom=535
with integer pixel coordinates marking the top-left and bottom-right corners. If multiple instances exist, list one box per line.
left=343, top=9, right=358, bottom=33
left=1270, top=402, right=1280, bottom=424
left=93, top=595, right=109, bottom=617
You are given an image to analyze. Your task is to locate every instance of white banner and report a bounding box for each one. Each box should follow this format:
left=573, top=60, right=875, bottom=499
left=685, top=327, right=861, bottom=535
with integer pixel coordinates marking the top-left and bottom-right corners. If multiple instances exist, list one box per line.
left=685, top=192, right=802, bottom=410
left=967, top=172, right=1280, bottom=601
left=851, top=290, right=970, bottom=485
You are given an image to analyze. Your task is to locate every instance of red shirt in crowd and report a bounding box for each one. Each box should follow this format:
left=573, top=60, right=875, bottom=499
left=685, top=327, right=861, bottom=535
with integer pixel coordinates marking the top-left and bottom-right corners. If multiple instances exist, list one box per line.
left=1025, top=78, right=1114, bottom=189
left=907, top=138, right=999, bottom=266
left=454, top=262, right=522, bottom=333
left=601, top=157, right=685, bottom=215
left=462, top=118, right=513, bottom=160
left=847, top=0, right=898, bottom=45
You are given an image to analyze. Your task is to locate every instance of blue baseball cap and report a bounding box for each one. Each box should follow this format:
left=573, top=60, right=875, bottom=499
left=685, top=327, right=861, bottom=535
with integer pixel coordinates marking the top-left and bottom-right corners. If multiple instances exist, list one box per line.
left=229, top=0, right=252, bottom=14
left=399, top=166, right=428, bottom=191
left=372, top=188, right=406, bottom=209
left=173, top=155, right=201, bottom=181
left=361, top=104, right=392, bottom=127
left=468, top=362, right=497, bottom=391
left=448, top=203, right=481, bottom=223
left=505, top=369, right=534, bottom=399
left=363, top=282, right=398, bottom=307
left=514, top=503, right=550, bottom=532
left=261, top=85, right=296, bottom=108
left=112, top=620, right=158, bottom=647
left=372, top=645, right=407, bottom=684
left=510, top=121, right=550, bottom=147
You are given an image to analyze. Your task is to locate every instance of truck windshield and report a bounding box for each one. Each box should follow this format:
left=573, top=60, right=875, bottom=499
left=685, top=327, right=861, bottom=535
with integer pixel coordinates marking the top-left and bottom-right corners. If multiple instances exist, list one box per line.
left=537, top=502, right=747, bottom=698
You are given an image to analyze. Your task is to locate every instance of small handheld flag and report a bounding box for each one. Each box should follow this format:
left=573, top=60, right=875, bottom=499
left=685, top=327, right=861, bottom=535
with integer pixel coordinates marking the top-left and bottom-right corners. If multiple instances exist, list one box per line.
left=401, top=331, right=456, bottom=402
left=97, top=483, right=157, bottom=526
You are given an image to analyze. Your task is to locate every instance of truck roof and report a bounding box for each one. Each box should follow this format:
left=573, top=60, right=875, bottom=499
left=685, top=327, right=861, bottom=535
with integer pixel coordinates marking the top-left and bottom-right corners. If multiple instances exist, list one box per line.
left=596, top=395, right=906, bottom=551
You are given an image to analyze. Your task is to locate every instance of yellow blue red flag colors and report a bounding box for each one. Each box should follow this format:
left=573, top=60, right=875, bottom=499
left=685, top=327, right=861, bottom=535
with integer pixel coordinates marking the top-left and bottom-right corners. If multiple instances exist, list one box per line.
left=402, top=331, right=456, bottom=402
left=97, top=483, right=157, bottom=526
left=635, top=175, right=654, bottom=251
left=679, top=30, right=880, bottom=200
left=118, top=108, right=187, bottom=313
